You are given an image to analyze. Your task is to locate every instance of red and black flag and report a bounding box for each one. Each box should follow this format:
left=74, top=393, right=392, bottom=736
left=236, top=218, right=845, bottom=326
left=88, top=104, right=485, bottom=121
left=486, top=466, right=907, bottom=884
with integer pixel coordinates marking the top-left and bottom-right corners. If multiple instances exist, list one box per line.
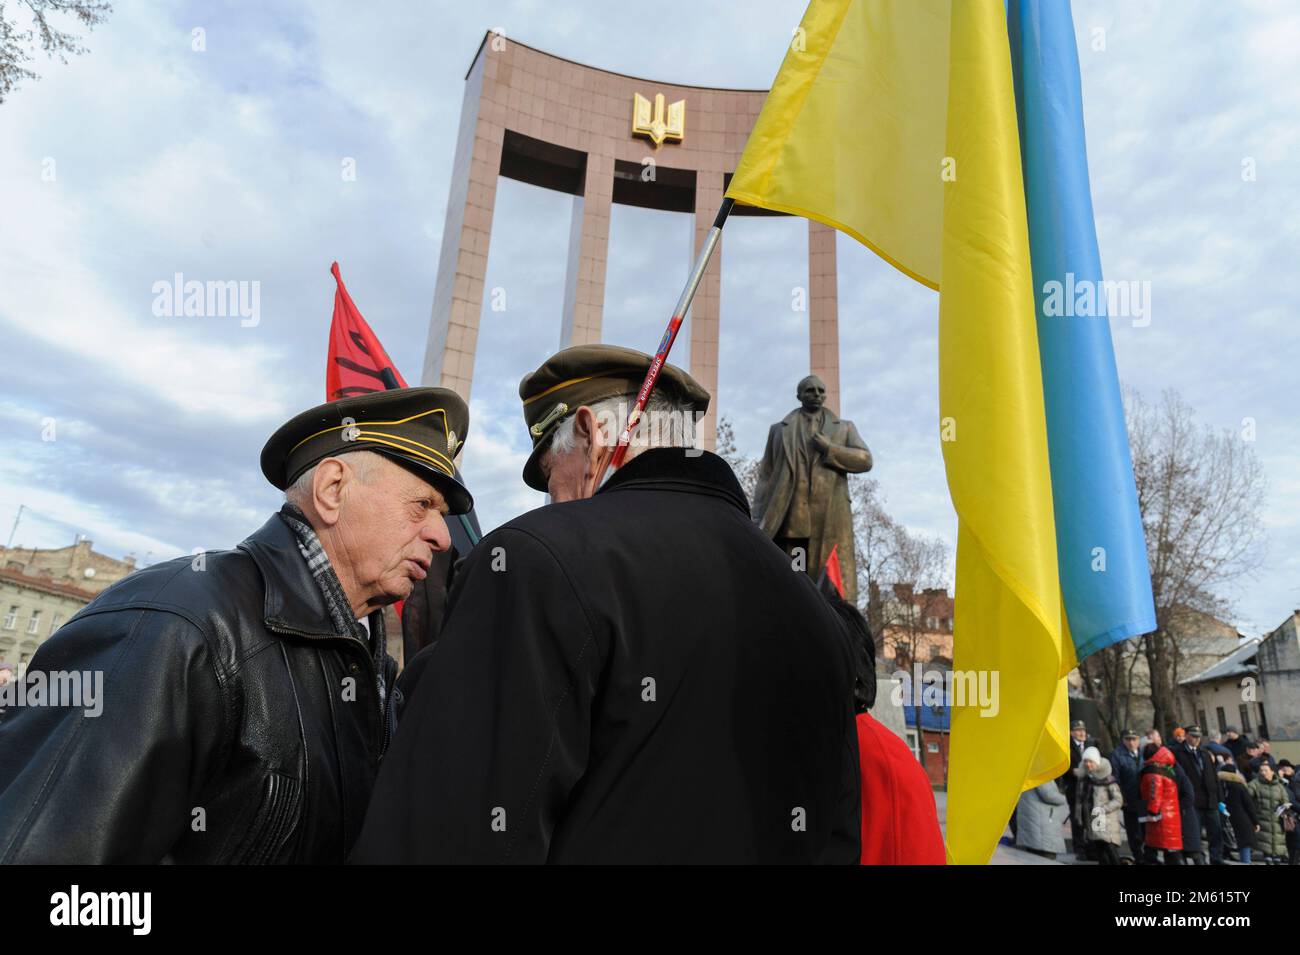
left=322, top=261, right=483, bottom=653
left=819, top=543, right=846, bottom=600
left=326, top=261, right=408, bottom=400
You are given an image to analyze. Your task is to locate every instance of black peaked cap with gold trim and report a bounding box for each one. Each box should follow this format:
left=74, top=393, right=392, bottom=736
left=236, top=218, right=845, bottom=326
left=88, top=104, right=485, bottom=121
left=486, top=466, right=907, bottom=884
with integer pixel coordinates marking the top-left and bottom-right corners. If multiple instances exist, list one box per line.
left=518, top=344, right=710, bottom=492
left=260, top=387, right=473, bottom=514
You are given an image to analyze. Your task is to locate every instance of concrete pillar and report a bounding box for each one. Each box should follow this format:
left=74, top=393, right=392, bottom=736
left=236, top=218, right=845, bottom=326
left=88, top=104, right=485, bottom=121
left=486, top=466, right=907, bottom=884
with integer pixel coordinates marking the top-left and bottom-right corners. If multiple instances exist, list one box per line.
left=808, top=220, right=841, bottom=415
left=690, top=172, right=725, bottom=451
left=422, top=52, right=504, bottom=399
left=559, top=152, right=613, bottom=348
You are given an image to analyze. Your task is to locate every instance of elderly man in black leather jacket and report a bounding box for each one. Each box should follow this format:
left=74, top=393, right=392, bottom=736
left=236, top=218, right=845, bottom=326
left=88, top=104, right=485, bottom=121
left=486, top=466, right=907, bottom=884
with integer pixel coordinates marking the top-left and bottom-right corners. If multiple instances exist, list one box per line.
left=0, top=387, right=472, bottom=863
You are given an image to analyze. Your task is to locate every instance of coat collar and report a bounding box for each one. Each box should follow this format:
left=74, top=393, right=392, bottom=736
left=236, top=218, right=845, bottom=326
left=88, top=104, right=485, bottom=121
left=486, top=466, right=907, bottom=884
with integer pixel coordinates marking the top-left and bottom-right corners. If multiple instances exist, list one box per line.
left=237, top=512, right=341, bottom=639
left=599, top=448, right=750, bottom=518
left=779, top=405, right=841, bottom=428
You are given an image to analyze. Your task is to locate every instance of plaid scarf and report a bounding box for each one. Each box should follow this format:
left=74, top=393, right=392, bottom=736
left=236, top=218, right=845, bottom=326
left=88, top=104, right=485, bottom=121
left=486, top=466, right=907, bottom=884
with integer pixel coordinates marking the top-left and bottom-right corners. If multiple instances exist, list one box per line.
left=278, top=503, right=387, bottom=706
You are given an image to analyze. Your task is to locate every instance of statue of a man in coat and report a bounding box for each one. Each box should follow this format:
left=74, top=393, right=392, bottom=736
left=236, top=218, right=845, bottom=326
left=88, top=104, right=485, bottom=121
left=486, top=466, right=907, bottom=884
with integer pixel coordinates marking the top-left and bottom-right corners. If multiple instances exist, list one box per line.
left=753, top=374, right=873, bottom=604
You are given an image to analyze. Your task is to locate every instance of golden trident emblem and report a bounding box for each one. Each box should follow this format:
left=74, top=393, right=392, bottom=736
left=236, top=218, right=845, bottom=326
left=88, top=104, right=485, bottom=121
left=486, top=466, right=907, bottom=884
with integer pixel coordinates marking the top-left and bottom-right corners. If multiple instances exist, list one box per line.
left=631, top=92, right=685, bottom=147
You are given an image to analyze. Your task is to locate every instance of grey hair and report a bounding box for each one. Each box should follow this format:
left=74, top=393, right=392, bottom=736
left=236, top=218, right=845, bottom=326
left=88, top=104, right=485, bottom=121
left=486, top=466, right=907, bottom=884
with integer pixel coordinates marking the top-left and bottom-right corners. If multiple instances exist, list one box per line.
left=284, top=449, right=386, bottom=506
left=547, top=392, right=698, bottom=459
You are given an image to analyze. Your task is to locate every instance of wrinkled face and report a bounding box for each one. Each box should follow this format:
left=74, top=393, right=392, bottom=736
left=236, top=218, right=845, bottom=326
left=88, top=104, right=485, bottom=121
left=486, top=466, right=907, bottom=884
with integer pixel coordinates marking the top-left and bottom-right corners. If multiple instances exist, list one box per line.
left=1072, top=727, right=1087, bottom=741
left=1189, top=735, right=1201, bottom=748
left=1125, top=738, right=1139, bottom=752
left=797, top=376, right=826, bottom=412
left=0, top=667, right=12, bottom=687
left=336, top=458, right=451, bottom=605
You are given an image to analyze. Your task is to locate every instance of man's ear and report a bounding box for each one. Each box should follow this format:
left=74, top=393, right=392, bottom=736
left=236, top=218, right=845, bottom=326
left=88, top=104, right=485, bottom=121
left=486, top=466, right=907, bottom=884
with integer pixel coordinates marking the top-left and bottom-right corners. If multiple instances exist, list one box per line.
left=573, top=406, right=606, bottom=460
left=311, top=458, right=349, bottom=527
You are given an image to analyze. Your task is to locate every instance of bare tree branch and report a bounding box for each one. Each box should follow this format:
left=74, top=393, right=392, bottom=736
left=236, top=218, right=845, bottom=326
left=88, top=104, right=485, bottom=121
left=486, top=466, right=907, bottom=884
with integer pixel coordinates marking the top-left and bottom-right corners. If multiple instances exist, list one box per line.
left=0, top=0, right=112, bottom=103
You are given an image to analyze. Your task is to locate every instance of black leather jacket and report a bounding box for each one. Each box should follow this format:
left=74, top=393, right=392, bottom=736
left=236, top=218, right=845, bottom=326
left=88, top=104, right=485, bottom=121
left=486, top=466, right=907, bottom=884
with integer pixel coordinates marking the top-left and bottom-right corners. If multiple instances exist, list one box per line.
left=0, top=513, right=397, bottom=863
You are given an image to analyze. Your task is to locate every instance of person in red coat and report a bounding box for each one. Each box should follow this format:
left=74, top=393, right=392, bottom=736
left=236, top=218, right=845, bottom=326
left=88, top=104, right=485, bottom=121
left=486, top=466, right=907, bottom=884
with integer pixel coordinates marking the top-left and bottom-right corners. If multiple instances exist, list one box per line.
left=1139, top=744, right=1184, bottom=864
left=826, top=593, right=946, bottom=865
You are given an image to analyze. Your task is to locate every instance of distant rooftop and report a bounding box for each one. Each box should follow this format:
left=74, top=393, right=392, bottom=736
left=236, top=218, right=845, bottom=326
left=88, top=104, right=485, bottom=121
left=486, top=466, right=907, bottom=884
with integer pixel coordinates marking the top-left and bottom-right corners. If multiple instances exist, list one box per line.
left=1180, top=638, right=1260, bottom=686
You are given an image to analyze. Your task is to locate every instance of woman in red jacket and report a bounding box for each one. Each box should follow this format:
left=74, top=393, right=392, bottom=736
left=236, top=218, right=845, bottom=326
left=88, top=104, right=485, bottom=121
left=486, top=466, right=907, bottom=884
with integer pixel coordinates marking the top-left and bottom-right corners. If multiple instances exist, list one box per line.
left=1139, top=744, right=1183, bottom=864
left=828, top=593, right=946, bottom=864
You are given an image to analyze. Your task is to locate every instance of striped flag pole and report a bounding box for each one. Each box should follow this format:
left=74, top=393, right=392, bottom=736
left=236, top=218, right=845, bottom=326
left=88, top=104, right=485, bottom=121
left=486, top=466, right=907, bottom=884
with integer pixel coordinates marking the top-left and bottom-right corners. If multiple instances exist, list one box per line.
left=596, top=197, right=735, bottom=485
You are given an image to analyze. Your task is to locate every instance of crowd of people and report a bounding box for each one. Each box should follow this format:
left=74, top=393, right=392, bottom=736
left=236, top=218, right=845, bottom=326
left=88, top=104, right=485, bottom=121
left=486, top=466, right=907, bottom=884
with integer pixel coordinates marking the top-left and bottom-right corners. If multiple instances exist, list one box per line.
left=1015, top=719, right=1297, bottom=865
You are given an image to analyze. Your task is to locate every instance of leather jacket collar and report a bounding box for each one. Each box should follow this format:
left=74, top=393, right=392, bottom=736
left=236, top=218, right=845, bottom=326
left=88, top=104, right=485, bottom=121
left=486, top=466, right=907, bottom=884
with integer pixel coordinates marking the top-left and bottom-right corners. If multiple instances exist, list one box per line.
left=237, top=513, right=342, bottom=640
left=599, top=448, right=750, bottom=518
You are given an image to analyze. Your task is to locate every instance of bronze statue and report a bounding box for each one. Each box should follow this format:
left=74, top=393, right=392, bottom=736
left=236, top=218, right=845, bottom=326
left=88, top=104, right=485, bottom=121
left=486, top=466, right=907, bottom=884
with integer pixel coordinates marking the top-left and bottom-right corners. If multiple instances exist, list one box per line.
left=753, top=375, right=873, bottom=604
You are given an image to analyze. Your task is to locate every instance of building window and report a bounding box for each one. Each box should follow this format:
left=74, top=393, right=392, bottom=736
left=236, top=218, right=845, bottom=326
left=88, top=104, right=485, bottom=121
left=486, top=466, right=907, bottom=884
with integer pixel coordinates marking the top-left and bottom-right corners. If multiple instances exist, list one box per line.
left=1257, top=703, right=1269, bottom=740
left=26, top=611, right=41, bottom=634
left=1239, top=703, right=1253, bottom=735
left=2, top=606, right=16, bottom=630
left=49, top=613, right=62, bottom=635
left=905, top=730, right=919, bottom=759
left=1197, top=709, right=1208, bottom=733
left=1216, top=707, right=1227, bottom=735
left=927, top=742, right=940, bottom=754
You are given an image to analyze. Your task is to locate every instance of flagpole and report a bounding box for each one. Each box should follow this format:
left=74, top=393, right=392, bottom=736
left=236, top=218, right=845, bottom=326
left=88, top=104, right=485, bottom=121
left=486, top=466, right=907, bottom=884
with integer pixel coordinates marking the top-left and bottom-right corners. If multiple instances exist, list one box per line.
left=596, top=196, right=736, bottom=486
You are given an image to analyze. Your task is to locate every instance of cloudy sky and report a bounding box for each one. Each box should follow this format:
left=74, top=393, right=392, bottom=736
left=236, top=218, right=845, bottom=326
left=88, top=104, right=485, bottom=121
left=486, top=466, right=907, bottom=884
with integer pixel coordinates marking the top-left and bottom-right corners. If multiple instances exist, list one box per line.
left=1, top=0, right=1296, bottom=636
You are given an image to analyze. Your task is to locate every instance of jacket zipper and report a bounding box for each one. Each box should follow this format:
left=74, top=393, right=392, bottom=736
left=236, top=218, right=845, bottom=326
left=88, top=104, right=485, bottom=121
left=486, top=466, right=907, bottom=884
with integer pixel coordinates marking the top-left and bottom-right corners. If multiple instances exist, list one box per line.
left=267, top=624, right=389, bottom=758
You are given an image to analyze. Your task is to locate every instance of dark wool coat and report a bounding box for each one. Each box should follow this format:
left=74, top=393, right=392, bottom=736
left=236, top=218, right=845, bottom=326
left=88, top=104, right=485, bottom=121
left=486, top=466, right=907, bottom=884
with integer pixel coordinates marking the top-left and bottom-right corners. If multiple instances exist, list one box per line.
left=351, top=449, right=861, bottom=864
left=1218, top=769, right=1258, bottom=851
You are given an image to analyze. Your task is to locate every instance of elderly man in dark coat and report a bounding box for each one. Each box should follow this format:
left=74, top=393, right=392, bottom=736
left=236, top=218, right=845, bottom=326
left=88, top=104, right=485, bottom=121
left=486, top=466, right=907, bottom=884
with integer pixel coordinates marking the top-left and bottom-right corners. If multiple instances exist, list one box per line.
left=352, top=345, right=861, bottom=864
left=752, top=375, right=873, bottom=604
left=1173, top=725, right=1223, bottom=864
left=0, top=388, right=473, bottom=863
left=1110, top=729, right=1145, bottom=860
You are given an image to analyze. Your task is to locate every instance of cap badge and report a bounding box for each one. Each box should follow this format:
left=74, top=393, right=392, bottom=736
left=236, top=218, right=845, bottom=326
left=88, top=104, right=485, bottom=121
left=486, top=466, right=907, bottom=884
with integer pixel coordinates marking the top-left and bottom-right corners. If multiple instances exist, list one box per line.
left=530, top=402, right=569, bottom=438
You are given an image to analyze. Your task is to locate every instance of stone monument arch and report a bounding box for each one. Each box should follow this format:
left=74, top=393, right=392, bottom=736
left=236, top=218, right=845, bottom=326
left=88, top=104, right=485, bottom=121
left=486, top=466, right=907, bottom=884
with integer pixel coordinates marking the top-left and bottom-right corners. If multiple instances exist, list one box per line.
left=424, top=31, right=845, bottom=447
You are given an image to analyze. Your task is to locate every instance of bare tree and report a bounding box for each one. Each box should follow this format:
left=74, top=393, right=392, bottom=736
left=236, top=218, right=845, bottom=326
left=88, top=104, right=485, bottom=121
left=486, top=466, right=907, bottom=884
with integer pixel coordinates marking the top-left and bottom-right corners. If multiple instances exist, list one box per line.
left=851, top=475, right=951, bottom=774
left=715, top=416, right=759, bottom=507
left=867, top=520, right=951, bottom=672
left=1, top=0, right=112, bottom=104
left=1095, top=388, right=1267, bottom=734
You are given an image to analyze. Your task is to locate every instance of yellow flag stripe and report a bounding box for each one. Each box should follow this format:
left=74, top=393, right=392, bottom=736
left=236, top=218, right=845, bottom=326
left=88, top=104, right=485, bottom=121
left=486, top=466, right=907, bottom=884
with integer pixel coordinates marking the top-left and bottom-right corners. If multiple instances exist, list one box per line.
left=939, top=0, right=1066, bottom=864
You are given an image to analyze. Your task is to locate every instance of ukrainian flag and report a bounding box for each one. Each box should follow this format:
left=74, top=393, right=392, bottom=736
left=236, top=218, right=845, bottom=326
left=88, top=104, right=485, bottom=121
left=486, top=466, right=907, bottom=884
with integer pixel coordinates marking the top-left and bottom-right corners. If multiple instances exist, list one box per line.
left=728, top=0, right=1155, bottom=864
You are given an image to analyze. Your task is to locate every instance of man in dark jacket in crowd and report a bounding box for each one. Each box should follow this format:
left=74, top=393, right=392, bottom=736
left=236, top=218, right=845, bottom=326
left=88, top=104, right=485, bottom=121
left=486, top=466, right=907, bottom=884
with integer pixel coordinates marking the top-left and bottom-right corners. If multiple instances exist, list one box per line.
left=1242, top=739, right=1263, bottom=781
left=352, top=345, right=861, bottom=863
left=1174, top=725, right=1224, bottom=864
left=1257, top=739, right=1279, bottom=773
left=1224, top=726, right=1247, bottom=764
left=1061, top=719, right=1099, bottom=860
left=1110, top=729, right=1145, bottom=861
left=0, top=388, right=473, bottom=863
left=1173, top=758, right=1203, bottom=863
